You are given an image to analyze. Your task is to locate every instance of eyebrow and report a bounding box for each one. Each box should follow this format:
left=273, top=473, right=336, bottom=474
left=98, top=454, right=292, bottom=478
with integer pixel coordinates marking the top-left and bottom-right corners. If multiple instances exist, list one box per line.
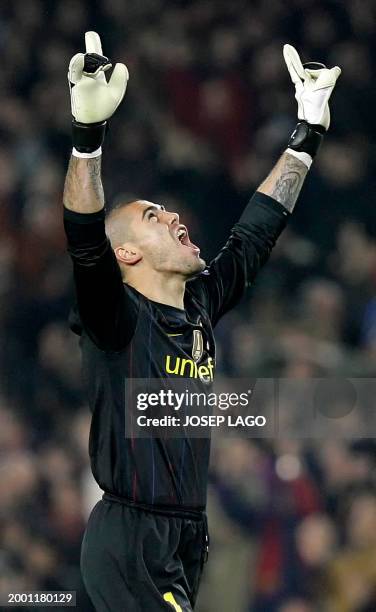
left=141, top=204, right=165, bottom=220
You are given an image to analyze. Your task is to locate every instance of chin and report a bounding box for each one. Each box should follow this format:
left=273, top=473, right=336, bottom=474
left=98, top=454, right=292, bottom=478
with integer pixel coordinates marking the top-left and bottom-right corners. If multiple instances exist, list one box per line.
left=183, top=255, right=206, bottom=277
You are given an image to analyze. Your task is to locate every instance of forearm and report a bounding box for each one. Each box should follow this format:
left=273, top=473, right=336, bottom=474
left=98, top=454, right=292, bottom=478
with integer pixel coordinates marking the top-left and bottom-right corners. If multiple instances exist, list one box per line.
left=63, top=154, right=104, bottom=213
left=257, top=151, right=308, bottom=214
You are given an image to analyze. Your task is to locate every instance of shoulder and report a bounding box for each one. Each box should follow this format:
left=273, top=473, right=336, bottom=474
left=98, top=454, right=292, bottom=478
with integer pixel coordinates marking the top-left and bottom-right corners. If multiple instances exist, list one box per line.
left=185, top=274, right=211, bottom=318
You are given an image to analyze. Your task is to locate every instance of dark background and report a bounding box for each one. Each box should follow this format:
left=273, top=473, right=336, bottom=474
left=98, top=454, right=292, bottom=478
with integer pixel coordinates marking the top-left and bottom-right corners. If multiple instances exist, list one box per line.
left=1, top=1, right=376, bottom=610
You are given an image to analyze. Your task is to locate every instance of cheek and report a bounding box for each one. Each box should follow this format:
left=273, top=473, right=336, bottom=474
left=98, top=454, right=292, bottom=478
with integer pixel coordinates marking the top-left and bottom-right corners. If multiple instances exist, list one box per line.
left=141, top=230, right=172, bottom=261
left=141, top=226, right=167, bottom=247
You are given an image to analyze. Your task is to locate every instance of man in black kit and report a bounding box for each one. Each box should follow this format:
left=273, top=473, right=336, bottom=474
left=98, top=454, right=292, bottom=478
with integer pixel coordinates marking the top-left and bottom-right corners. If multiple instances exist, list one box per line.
left=64, top=32, right=340, bottom=611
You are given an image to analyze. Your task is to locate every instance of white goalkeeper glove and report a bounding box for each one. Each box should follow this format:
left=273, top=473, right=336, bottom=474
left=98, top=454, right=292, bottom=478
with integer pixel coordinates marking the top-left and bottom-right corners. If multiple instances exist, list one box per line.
left=68, top=31, right=129, bottom=156
left=283, top=44, right=341, bottom=130
left=283, top=44, right=341, bottom=168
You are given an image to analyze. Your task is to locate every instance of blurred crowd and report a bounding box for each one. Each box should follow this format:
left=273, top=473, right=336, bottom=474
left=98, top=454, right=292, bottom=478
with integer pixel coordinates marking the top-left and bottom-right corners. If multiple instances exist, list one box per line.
left=0, top=0, right=376, bottom=610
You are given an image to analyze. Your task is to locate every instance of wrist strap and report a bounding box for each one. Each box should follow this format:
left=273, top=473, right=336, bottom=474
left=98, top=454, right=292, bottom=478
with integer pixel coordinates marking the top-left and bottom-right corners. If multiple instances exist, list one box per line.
left=288, top=121, right=325, bottom=158
left=72, top=146, right=102, bottom=159
left=286, top=148, right=312, bottom=169
left=72, top=120, right=107, bottom=153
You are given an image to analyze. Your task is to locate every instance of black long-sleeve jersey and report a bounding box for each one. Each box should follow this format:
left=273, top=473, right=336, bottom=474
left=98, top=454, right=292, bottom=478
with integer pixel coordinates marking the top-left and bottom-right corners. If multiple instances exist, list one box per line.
left=64, top=192, right=288, bottom=510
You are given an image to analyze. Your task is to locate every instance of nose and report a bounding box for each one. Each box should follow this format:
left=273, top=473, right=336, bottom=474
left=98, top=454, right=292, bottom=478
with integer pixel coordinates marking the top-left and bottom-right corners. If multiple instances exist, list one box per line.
left=163, top=211, right=179, bottom=225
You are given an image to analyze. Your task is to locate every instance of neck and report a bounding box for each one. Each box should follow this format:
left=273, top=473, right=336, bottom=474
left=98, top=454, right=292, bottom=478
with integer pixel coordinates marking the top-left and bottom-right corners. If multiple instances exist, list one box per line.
left=126, top=271, right=186, bottom=310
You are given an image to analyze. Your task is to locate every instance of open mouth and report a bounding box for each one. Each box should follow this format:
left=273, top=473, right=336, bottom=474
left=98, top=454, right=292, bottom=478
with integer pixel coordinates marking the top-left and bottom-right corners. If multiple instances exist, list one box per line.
left=174, top=225, right=200, bottom=254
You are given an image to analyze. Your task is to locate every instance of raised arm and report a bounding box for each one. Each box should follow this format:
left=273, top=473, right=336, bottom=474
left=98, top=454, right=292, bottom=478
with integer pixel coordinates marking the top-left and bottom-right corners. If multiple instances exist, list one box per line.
left=64, top=30, right=127, bottom=214
left=189, top=45, right=341, bottom=326
left=63, top=32, right=137, bottom=351
left=258, top=45, right=341, bottom=213
left=258, top=151, right=307, bottom=213
left=64, top=155, right=104, bottom=214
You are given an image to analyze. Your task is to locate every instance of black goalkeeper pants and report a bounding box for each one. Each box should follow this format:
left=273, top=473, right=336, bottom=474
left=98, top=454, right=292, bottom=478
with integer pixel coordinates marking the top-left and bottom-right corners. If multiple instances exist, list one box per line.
left=81, top=493, right=209, bottom=612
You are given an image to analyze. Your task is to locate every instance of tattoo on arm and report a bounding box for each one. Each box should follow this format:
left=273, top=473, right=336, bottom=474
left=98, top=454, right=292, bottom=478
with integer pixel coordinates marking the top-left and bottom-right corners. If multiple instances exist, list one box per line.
left=269, top=164, right=304, bottom=212
left=87, top=157, right=104, bottom=203
left=258, top=152, right=308, bottom=213
left=63, top=155, right=104, bottom=213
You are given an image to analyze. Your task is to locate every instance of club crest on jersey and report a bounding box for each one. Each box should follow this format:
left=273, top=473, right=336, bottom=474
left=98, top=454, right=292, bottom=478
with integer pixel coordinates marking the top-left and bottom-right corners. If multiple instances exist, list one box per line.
left=192, top=329, right=204, bottom=362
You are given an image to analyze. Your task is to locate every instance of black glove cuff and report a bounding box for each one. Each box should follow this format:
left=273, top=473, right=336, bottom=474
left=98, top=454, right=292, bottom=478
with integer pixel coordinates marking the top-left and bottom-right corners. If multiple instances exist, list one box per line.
left=72, top=120, right=107, bottom=153
left=288, top=121, right=326, bottom=158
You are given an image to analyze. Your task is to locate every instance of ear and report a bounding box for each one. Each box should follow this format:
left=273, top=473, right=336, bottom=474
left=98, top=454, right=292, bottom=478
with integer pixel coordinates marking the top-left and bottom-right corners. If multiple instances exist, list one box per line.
left=114, top=244, right=142, bottom=266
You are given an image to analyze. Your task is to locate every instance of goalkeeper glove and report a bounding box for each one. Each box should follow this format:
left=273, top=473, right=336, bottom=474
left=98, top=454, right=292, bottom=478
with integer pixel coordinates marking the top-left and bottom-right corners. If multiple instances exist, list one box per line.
left=283, top=44, right=341, bottom=165
left=68, top=31, right=129, bottom=157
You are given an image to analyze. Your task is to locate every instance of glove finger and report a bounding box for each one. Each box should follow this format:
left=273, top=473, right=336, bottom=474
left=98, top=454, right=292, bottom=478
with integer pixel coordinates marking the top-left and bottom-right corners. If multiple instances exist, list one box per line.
left=108, top=63, right=129, bottom=103
left=68, top=53, right=85, bottom=84
left=85, top=31, right=103, bottom=55
left=283, top=45, right=301, bottom=84
left=330, top=66, right=342, bottom=80
left=283, top=44, right=306, bottom=82
left=287, top=60, right=303, bottom=86
left=312, top=66, right=341, bottom=90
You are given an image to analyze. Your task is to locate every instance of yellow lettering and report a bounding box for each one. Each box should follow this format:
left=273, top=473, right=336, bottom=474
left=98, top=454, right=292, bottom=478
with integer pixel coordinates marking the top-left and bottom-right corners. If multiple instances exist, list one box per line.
left=207, top=357, right=214, bottom=381
left=165, top=356, right=180, bottom=374
left=198, top=365, right=209, bottom=379
left=180, top=358, right=196, bottom=378
left=165, top=355, right=215, bottom=380
left=163, top=592, right=182, bottom=612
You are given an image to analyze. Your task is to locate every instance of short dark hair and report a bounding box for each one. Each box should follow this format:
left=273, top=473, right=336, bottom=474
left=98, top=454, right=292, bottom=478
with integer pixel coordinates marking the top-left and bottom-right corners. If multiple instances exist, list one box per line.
left=107, top=198, right=141, bottom=216
left=105, top=200, right=140, bottom=247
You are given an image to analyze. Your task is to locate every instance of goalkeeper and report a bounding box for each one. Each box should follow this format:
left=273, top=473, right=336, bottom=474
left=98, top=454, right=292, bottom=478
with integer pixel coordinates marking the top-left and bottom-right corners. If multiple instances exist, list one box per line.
left=63, top=32, right=340, bottom=612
